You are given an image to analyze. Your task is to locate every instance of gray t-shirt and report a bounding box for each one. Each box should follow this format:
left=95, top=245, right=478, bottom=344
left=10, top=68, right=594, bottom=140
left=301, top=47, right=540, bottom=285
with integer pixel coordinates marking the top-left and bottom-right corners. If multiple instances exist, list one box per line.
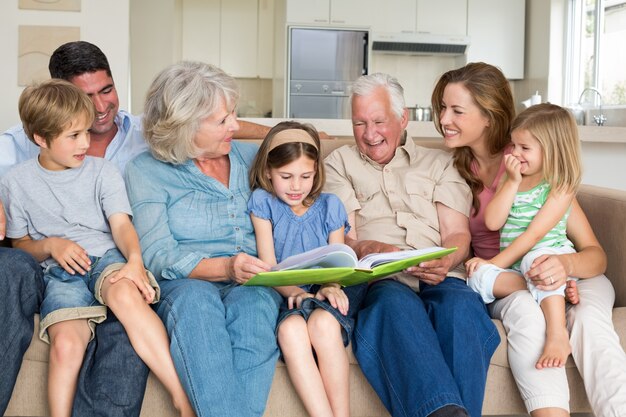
left=0, top=156, right=132, bottom=267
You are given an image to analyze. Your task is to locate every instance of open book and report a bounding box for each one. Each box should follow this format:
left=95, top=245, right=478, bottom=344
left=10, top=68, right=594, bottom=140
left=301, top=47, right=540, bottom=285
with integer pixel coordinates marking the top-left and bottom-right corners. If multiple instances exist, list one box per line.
left=244, top=243, right=457, bottom=287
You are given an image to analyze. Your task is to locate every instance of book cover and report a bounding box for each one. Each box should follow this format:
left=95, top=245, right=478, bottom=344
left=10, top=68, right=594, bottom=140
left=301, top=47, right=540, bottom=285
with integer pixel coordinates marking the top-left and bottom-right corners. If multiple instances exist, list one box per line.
left=244, top=245, right=457, bottom=287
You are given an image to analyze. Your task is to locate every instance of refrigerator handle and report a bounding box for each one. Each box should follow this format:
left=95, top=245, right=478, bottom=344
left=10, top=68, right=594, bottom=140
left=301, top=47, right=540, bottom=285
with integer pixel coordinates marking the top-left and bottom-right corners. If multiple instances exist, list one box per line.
left=363, top=32, right=369, bottom=75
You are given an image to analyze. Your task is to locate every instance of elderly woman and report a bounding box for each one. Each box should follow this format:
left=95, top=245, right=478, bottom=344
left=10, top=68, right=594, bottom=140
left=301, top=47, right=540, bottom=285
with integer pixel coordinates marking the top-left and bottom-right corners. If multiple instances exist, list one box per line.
left=124, top=61, right=282, bottom=416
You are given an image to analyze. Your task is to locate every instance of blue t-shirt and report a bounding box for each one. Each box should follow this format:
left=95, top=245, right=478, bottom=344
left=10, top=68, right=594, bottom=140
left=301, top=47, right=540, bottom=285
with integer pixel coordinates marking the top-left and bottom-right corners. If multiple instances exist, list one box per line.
left=247, top=189, right=350, bottom=263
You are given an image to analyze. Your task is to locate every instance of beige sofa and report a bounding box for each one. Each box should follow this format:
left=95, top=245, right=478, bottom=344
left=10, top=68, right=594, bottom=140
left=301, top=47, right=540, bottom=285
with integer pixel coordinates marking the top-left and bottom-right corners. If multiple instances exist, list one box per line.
left=5, top=139, right=626, bottom=417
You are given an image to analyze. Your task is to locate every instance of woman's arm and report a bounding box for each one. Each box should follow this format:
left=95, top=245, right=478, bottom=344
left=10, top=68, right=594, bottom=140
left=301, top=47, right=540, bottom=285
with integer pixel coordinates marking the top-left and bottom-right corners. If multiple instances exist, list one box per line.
left=491, top=190, right=574, bottom=269
left=526, top=197, right=607, bottom=289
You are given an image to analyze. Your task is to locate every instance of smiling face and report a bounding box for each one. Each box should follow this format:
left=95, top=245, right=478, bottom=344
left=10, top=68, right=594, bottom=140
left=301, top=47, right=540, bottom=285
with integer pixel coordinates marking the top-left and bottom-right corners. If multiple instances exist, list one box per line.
left=267, top=155, right=316, bottom=215
left=439, top=82, right=491, bottom=150
left=510, top=128, right=544, bottom=179
left=193, top=97, right=240, bottom=160
left=351, top=87, right=408, bottom=165
left=69, top=70, right=119, bottom=139
left=35, top=115, right=91, bottom=171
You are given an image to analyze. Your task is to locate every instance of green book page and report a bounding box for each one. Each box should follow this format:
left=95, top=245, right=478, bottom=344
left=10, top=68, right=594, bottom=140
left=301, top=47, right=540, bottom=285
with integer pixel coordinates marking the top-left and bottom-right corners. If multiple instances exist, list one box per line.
left=244, top=247, right=457, bottom=287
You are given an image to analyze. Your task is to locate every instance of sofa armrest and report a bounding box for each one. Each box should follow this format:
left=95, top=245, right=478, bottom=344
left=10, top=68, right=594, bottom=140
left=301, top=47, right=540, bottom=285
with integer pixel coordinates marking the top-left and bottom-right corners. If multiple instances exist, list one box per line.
left=577, top=184, right=626, bottom=307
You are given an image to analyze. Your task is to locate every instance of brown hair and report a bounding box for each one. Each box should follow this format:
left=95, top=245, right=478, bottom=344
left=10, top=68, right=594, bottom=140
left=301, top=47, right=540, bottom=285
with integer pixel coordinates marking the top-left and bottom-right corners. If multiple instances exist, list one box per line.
left=431, top=62, right=515, bottom=211
left=249, top=121, right=324, bottom=207
left=512, top=103, right=582, bottom=193
left=19, top=78, right=95, bottom=147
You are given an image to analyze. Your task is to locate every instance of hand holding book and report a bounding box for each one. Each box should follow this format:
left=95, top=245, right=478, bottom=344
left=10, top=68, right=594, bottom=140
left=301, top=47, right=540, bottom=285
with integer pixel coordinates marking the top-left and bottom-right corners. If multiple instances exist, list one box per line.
left=244, top=244, right=457, bottom=287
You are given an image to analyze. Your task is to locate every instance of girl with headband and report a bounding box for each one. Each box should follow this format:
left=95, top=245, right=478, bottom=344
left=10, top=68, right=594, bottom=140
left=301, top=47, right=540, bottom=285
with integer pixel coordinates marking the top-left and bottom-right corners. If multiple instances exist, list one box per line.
left=248, top=121, right=365, bottom=417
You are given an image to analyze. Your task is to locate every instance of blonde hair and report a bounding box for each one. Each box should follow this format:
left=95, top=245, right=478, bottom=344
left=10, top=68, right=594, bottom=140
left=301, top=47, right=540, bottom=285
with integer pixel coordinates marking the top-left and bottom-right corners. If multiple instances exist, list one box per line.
left=142, top=61, right=239, bottom=164
left=249, top=121, right=324, bottom=207
left=19, top=79, right=95, bottom=147
left=512, top=103, right=582, bottom=193
left=431, top=62, right=515, bottom=212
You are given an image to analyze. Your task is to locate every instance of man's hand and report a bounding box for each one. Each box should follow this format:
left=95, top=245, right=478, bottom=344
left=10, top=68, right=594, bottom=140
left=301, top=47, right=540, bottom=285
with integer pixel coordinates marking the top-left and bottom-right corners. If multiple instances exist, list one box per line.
left=353, top=239, right=401, bottom=258
left=406, top=255, right=454, bottom=285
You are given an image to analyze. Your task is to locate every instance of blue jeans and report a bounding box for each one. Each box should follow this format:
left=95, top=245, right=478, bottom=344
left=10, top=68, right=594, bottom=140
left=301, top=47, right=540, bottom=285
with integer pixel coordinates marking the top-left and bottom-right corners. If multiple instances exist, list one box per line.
left=0, top=248, right=43, bottom=414
left=0, top=247, right=148, bottom=417
left=155, top=279, right=282, bottom=417
left=352, top=278, right=500, bottom=417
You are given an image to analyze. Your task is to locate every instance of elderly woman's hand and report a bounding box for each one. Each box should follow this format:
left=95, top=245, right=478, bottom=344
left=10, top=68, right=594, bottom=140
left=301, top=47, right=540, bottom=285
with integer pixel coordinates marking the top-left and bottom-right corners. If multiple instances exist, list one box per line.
left=227, top=253, right=271, bottom=284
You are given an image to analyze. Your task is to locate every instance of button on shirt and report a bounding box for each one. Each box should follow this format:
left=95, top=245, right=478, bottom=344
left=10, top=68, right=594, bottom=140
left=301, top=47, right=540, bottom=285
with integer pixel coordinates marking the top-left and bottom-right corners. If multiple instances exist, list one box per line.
left=0, top=110, right=147, bottom=177
left=324, top=136, right=472, bottom=290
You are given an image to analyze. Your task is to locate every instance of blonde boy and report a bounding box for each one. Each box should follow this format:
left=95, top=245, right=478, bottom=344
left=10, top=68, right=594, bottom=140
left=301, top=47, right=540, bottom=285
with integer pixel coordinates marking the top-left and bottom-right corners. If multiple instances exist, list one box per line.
left=0, top=79, right=194, bottom=417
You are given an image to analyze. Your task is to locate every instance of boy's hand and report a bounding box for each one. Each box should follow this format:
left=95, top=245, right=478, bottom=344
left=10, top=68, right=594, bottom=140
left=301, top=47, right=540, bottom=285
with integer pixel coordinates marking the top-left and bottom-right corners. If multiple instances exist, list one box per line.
left=317, top=284, right=349, bottom=315
left=465, top=257, right=491, bottom=277
left=109, top=260, right=155, bottom=303
left=504, top=154, right=523, bottom=184
left=48, top=237, right=91, bottom=275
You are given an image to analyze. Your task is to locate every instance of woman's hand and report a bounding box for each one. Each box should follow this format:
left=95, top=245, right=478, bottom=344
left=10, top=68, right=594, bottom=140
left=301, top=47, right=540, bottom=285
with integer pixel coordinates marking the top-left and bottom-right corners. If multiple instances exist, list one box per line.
left=406, top=255, right=453, bottom=285
left=227, top=253, right=271, bottom=284
left=526, top=253, right=571, bottom=290
left=316, top=283, right=349, bottom=315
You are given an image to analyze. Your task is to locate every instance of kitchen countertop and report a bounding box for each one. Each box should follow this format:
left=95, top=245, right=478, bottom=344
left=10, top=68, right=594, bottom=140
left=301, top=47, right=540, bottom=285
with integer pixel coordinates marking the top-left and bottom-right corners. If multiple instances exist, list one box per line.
left=241, top=118, right=626, bottom=144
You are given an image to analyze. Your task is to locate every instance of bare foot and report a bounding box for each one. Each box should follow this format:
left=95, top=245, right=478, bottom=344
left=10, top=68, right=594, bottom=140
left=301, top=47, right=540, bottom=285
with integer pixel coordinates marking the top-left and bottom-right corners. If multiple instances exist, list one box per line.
left=535, top=328, right=571, bottom=369
left=565, top=280, right=579, bottom=305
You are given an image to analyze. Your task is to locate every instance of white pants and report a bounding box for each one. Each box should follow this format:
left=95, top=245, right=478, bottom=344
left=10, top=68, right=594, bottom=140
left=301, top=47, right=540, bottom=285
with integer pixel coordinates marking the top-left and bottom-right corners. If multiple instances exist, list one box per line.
left=490, top=274, right=626, bottom=416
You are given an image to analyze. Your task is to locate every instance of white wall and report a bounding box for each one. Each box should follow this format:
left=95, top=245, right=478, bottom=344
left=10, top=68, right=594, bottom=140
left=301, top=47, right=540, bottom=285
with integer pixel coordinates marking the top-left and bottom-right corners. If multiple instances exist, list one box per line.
left=0, top=1, right=130, bottom=132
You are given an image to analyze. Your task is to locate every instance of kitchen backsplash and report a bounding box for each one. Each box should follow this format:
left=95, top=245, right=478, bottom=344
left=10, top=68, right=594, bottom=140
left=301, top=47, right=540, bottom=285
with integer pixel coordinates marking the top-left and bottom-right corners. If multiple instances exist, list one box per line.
left=237, top=77, right=273, bottom=118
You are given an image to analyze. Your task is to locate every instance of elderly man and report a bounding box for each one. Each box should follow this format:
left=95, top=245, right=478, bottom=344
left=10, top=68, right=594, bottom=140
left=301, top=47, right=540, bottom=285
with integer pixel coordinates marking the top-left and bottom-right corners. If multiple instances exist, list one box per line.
left=324, top=73, right=499, bottom=417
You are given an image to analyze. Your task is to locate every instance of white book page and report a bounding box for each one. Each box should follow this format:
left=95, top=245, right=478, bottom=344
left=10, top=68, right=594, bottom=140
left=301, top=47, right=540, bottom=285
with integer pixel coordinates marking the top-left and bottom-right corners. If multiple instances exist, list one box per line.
left=357, top=246, right=447, bottom=269
left=272, top=243, right=358, bottom=271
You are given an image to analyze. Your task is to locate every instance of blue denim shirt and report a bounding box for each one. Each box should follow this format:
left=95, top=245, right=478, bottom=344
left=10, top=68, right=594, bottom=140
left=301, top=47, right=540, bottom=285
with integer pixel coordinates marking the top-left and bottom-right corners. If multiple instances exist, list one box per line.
left=0, top=110, right=147, bottom=177
left=124, top=141, right=259, bottom=281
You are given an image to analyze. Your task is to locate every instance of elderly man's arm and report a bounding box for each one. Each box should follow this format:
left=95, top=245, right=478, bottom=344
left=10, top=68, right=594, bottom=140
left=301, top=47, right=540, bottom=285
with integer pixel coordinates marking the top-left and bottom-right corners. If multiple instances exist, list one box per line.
left=406, top=203, right=471, bottom=286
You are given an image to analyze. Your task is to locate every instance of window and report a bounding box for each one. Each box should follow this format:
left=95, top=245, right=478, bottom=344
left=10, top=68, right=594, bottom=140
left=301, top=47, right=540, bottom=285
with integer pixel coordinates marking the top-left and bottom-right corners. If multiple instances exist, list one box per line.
left=566, top=0, right=626, bottom=106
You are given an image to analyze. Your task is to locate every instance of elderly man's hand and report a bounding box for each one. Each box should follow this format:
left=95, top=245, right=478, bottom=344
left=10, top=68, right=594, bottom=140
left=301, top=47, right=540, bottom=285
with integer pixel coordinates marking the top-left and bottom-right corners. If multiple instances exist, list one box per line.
left=405, top=255, right=453, bottom=285
left=0, top=199, right=5, bottom=240
left=353, top=239, right=401, bottom=259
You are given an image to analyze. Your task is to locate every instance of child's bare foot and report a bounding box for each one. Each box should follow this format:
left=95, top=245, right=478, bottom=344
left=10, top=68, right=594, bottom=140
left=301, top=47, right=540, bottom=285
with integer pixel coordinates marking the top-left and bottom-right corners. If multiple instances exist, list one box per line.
left=535, top=328, right=571, bottom=369
left=565, top=280, right=579, bottom=305
left=173, top=395, right=196, bottom=417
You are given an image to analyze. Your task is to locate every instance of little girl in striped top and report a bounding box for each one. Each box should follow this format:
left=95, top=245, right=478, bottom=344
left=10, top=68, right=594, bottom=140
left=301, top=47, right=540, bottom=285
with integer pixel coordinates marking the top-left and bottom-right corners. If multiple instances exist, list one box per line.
left=465, top=103, right=582, bottom=370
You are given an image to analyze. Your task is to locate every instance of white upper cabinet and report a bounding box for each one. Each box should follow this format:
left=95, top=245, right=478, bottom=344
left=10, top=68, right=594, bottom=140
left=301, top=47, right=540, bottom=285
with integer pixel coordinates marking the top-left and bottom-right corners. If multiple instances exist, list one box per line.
left=286, top=0, right=376, bottom=27
left=221, top=0, right=258, bottom=78
left=416, top=0, right=467, bottom=35
left=181, top=0, right=220, bottom=66
left=286, top=0, right=330, bottom=24
left=257, top=0, right=275, bottom=78
left=369, top=0, right=416, bottom=33
left=466, top=0, right=525, bottom=79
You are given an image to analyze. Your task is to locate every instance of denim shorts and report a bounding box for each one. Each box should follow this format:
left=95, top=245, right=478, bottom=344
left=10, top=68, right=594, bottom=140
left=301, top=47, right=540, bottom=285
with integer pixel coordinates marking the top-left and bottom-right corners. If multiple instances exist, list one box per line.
left=39, top=248, right=160, bottom=344
left=277, top=283, right=367, bottom=347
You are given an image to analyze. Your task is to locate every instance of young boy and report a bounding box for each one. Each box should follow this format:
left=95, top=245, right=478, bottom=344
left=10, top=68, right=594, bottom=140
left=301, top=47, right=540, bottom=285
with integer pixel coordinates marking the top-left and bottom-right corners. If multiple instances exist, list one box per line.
left=0, top=79, right=195, bottom=417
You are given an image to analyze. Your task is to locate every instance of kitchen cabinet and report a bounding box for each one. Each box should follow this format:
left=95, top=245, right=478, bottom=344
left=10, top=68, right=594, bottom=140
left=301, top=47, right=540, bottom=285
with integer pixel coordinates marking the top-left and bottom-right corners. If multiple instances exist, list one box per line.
left=285, top=0, right=375, bottom=27
left=181, top=0, right=220, bottom=66
left=182, top=0, right=274, bottom=79
left=369, top=0, right=416, bottom=33
left=416, top=0, right=467, bottom=35
left=221, top=0, right=258, bottom=78
left=466, top=0, right=525, bottom=79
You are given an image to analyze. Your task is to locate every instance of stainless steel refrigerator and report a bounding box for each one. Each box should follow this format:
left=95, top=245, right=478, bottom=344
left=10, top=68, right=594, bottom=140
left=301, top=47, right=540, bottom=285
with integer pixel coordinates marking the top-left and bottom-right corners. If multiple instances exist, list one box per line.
left=287, top=27, right=369, bottom=119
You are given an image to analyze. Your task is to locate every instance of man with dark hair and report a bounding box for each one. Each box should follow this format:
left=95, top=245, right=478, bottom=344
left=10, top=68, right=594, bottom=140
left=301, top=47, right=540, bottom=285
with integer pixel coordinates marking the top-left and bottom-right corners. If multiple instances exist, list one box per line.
left=0, top=41, right=271, bottom=176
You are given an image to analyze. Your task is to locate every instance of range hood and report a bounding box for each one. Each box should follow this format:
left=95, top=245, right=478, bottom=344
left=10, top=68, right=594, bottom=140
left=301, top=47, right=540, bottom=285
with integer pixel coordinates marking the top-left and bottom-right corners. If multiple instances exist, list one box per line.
left=372, top=32, right=470, bottom=56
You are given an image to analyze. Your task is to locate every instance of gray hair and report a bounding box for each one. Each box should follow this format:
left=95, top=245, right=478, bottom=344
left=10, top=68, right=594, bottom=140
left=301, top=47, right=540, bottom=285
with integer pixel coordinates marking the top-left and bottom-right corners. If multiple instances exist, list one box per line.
left=350, top=73, right=405, bottom=119
left=142, top=61, right=239, bottom=164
